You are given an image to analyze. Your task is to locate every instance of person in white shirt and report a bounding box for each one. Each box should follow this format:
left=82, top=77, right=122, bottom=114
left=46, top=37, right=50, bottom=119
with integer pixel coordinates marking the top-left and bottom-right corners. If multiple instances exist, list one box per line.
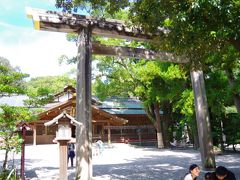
left=183, top=164, right=201, bottom=180
left=170, top=138, right=177, bottom=147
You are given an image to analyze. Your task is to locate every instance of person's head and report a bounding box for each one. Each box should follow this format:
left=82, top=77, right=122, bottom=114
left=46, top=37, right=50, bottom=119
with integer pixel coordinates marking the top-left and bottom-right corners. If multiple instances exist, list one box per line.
left=204, top=172, right=213, bottom=180
left=215, top=166, right=228, bottom=180
left=189, top=164, right=200, bottom=178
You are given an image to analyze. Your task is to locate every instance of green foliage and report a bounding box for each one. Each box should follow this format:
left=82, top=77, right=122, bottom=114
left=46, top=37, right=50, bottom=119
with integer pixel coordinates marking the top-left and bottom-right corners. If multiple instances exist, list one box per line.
left=0, top=168, right=19, bottom=179
left=174, top=125, right=183, bottom=142
left=56, top=0, right=240, bottom=64
left=223, top=113, right=240, bottom=147
left=206, top=70, right=231, bottom=115
left=24, top=75, right=76, bottom=107
left=0, top=57, right=28, bottom=96
left=0, top=105, right=34, bottom=146
left=93, top=78, right=129, bottom=101
left=25, top=75, right=76, bottom=94
left=0, top=57, right=36, bottom=171
left=225, top=106, right=237, bottom=114
left=0, top=105, right=35, bottom=171
left=174, top=89, right=194, bottom=118
left=134, top=61, right=187, bottom=103
left=203, top=50, right=240, bottom=146
left=56, top=0, right=130, bottom=16
left=0, top=58, right=42, bottom=175
left=93, top=57, right=136, bottom=98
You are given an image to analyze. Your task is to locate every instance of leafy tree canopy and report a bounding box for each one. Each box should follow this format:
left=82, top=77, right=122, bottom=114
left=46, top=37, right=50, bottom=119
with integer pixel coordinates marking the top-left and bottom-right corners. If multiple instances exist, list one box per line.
left=0, top=57, right=28, bottom=96
left=24, top=75, right=76, bottom=107
left=55, top=0, right=240, bottom=68
left=0, top=57, right=33, bottom=172
left=0, top=105, right=36, bottom=171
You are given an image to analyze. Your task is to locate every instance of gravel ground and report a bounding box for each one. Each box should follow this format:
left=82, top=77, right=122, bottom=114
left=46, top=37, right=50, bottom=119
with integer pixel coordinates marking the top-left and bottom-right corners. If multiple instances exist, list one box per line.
left=1, top=143, right=240, bottom=180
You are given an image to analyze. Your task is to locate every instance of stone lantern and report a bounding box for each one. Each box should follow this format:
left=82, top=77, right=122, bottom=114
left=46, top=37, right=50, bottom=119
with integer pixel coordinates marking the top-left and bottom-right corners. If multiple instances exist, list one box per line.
left=44, top=112, right=82, bottom=180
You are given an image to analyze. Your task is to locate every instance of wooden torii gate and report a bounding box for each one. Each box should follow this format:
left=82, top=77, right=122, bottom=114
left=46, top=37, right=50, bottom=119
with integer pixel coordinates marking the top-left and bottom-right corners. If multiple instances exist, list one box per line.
left=27, top=8, right=215, bottom=179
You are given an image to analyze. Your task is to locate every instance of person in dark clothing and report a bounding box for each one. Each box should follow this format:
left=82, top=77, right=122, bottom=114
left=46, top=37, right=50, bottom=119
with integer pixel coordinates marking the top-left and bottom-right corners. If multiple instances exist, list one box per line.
left=212, top=166, right=236, bottom=180
left=68, top=143, right=75, bottom=167
left=205, top=172, right=214, bottom=180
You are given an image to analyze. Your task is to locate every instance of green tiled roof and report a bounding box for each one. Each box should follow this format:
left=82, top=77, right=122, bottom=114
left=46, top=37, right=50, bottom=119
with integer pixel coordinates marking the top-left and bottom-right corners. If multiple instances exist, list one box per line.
left=99, top=97, right=146, bottom=114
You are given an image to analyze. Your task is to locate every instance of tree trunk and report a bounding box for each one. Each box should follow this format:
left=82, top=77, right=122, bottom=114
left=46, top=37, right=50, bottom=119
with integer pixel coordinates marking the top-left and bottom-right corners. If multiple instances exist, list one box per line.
left=193, top=130, right=199, bottom=149
left=162, top=102, right=171, bottom=147
left=224, top=69, right=240, bottom=113
left=3, top=149, right=9, bottom=171
left=145, top=104, right=155, bottom=125
left=191, top=114, right=200, bottom=149
left=162, top=116, right=170, bottom=147
left=232, top=144, right=236, bottom=152
left=229, top=38, right=240, bottom=52
left=154, top=103, right=164, bottom=148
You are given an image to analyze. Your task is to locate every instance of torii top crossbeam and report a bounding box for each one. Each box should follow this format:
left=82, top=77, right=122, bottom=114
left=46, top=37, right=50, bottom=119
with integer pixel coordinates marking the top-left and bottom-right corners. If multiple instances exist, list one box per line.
left=26, top=7, right=188, bottom=64
left=26, top=7, right=156, bottom=40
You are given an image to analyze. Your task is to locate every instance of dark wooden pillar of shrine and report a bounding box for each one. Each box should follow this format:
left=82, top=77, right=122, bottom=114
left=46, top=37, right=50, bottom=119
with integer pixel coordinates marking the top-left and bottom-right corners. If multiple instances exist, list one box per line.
left=107, top=122, right=111, bottom=144
left=190, top=70, right=216, bottom=170
left=75, top=27, right=93, bottom=180
left=21, top=126, right=26, bottom=180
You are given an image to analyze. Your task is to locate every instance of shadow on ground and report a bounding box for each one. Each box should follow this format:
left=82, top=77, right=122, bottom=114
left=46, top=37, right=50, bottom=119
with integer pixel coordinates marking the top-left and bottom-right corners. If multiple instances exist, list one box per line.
left=92, top=149, right=203, bottom=180
left=90, top=147, right=240, bottom=180
left=16, top=145, right=240, bottom=180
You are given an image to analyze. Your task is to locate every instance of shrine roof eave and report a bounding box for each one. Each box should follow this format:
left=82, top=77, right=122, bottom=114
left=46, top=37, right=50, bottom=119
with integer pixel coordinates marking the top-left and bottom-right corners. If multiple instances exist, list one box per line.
left=92, top=105, right=128, bottom=125
left=44, top=112, right=82, bottom=126
left=38, top=97, right=128, bottom=125
left=26, top=7, right=162, bottom=41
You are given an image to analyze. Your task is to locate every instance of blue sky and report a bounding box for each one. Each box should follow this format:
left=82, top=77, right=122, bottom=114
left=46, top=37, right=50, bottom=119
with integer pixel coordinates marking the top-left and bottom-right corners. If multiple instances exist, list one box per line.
left=0, top=0, right=77, bottom=77
left=0, top=0, right=56, bottom=27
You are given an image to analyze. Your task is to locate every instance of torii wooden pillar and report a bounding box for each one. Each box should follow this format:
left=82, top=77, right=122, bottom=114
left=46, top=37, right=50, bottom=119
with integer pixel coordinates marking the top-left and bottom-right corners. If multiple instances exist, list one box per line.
left=75, top=27, right=93, bottom=179
left=191, top=70, right=215, bottom=169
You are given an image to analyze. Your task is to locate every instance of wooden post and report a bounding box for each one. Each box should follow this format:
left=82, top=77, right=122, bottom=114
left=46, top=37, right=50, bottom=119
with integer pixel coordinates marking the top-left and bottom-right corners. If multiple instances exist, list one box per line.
left=59, top=140, right=68, bottom=180
left=137, top=129, right=142, bottom=146
left=21, top=126, right=26, bottom=180
left=107, top=122, right=111, bottom=144
left=33, top=123, right=36, bottom=146
left=190, top=70, right=216, bottom=170
left=75, top=27, right=93, bottom=180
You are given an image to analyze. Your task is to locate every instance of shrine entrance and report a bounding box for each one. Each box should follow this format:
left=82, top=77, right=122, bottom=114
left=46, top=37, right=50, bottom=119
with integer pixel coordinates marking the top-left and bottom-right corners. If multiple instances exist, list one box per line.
left=27, top=7, right=215, bottom=179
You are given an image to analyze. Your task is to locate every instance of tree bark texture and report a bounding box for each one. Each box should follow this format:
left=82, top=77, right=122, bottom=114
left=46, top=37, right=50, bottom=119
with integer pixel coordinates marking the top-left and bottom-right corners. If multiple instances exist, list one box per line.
left=229, top=38, right=240, bottom=52
left=190, top=70, right=216, bottom=170
left=75, top=27, right=93, bottom=180
left=154, top=103, right=164, bottom=148
left=193, top=128, right=200, bottom=149
left=3, top=149, right=9, bottom=171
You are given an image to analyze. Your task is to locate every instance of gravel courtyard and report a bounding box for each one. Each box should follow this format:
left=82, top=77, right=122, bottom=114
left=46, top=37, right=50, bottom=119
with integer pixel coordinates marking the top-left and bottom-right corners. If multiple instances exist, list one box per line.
left=1, top=143, right=240, bottom=179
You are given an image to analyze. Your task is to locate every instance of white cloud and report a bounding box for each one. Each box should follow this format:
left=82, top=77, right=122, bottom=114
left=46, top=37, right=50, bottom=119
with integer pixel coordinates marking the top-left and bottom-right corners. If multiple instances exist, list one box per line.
left=0, top=0, right=78, bottom=78
left=0, top=28, right=77, bottom=77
